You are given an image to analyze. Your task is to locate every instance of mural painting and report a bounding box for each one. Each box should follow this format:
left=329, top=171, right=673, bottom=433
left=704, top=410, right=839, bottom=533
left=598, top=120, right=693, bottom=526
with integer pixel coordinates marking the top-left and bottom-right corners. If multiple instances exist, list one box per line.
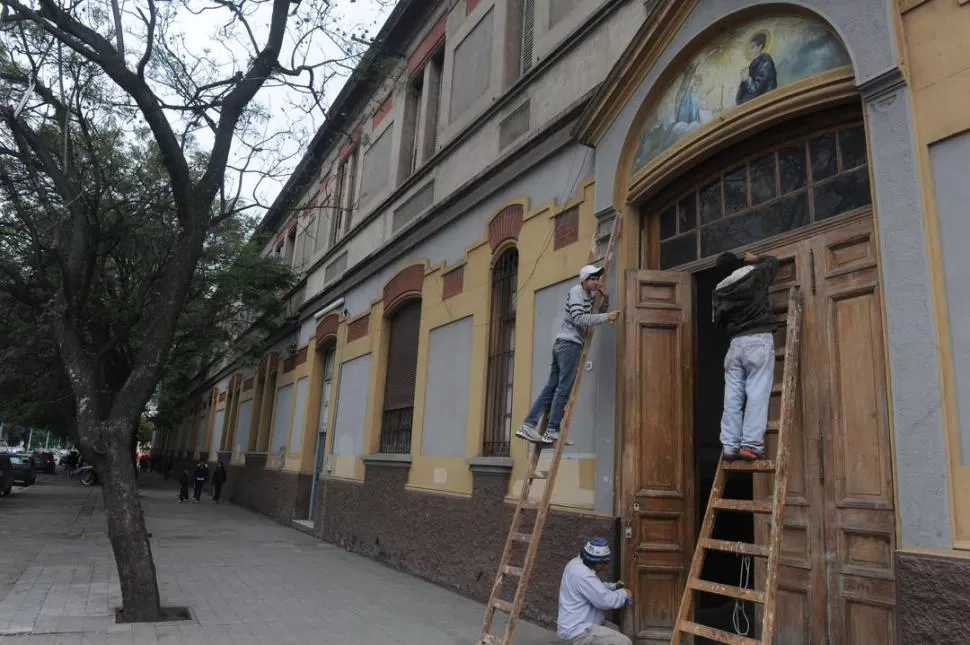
left=632, top=15, right=851, bottom=174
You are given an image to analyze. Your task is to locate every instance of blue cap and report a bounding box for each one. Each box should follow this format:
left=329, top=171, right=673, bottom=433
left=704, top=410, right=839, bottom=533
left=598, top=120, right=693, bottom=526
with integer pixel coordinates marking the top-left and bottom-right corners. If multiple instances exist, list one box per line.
left=582, top=537, right=612, bottom=563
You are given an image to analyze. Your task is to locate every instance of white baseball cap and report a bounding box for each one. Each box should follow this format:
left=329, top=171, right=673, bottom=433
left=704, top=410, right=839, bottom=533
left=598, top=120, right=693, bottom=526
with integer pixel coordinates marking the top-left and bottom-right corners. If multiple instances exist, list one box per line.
left=579, top=265, right=604, bottom=282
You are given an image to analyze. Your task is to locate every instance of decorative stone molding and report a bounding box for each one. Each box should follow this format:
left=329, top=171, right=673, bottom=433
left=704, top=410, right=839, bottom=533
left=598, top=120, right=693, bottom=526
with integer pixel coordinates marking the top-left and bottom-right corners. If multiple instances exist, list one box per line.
left=466, top=456, right=514, bottom=475
left=363, top=453, right=413, bottom=470
left=858, top=66, right=906, bottom=104
left=383, top=264, right=425, bottom=311
left=315, top=312, right=340, bottom=345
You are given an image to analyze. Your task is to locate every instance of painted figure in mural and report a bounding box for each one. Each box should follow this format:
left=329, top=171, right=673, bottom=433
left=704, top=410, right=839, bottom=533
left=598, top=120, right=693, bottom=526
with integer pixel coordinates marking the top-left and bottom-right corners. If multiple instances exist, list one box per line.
left=712, top=251, right=780, bottom=462
left=515, top=265, right=619, bottom=445
left=671, top=64, right=709, bottom=139
left=735, top=31, right=777, bottom=105
left=557, top=538, right=632, bottom=645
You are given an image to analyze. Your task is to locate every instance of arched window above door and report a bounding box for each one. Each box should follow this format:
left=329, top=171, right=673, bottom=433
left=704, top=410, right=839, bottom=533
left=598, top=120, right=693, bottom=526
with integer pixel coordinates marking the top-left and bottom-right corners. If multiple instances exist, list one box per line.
left=651, top=120, right=871, bottom=270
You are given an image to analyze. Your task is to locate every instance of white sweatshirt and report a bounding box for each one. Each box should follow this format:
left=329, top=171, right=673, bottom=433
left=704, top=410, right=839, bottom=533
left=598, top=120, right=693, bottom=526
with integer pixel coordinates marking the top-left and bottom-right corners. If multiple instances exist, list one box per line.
left=557, top=557, right=630, bottom=639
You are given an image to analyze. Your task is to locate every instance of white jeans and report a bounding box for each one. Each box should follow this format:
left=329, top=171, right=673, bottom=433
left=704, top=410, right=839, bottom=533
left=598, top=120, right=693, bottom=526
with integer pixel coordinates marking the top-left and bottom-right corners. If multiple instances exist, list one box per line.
left=720, top=333, right=774, bottom=453
left=565, top=624, right=632, bottom=645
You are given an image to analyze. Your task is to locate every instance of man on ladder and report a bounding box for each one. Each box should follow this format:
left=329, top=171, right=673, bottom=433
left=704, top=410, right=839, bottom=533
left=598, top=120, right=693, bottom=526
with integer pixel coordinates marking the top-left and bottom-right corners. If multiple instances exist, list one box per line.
left=713, top=250, right=780, bottom=462
left=515, top=264, right=619, bottom=445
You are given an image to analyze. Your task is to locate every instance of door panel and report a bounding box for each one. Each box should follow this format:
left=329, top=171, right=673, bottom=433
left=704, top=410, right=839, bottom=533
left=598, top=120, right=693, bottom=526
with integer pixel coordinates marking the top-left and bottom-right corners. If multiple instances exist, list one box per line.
left=623, top=270, right=693, bottom=645
left=753, top=239, right=827, bottom=645
left=812, top=220, right=896, bottom=644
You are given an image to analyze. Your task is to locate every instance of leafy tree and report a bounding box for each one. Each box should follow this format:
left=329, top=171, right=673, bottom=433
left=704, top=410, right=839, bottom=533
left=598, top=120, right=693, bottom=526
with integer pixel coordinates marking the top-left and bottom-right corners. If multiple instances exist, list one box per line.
left=0, top=0, right=383, bottom=620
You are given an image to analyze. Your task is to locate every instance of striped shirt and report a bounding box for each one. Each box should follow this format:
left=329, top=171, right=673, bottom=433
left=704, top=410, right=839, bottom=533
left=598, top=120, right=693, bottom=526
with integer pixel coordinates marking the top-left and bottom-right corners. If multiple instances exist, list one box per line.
left=556, top=284, right=609, bottom=346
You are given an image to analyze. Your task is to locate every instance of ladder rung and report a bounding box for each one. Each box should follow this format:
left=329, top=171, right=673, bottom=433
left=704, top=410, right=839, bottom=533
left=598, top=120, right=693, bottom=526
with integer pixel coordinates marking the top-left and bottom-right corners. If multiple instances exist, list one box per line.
left=689, top=579, right=765, bottom=603
left=722, top=460, right=776, bottom=472
left=775, top=347, right=785, bottom=358
left=510, top=532, right=531, bottom=543
left=701, top=538, right=770, bottom=558
left=713, top=499, right=773, bottom=513
left=771, top=383, right=782, bottom=395
left=679, top=620, right=762, bottom=645
left=493, top=599, right=514, bottom=613
left=766, top=420, right=779, bottom=433
left=520, top=500, right=539, bottom=511
left=480, top=635, right=498, bottom=645
left=504, top=565, right=523, bottom=577
left=530, top=470, right=549, bottom=480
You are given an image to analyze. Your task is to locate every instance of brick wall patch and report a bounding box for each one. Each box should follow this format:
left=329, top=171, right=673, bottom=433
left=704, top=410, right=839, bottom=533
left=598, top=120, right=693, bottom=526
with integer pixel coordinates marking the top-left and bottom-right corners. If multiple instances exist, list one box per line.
left=408, top=15, right=447, bottom=73
left=372, top=94, right=393, bottom=129
left=488, top=204, right=524, bottom=251
left=347, top=313, right=370, bottom=342
left=442, top=266, right=464, bottom=300
left=554, top=206, right=580, bottom=250
left=296, top=346, right=309, bottom=366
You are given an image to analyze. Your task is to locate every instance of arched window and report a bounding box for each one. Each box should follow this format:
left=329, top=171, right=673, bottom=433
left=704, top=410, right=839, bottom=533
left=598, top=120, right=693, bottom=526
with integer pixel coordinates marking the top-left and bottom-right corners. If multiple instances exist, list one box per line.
left=483, top=247, right=518, bottom=456
left=652, top=120, right=871, bottom=269
left=381, top=299, right=422, bottom=453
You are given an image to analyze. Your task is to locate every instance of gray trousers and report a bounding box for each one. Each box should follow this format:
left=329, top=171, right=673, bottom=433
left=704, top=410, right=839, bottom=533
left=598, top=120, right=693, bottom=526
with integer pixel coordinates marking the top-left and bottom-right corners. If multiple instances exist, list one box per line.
left=565, top=624, right=632, bottom=645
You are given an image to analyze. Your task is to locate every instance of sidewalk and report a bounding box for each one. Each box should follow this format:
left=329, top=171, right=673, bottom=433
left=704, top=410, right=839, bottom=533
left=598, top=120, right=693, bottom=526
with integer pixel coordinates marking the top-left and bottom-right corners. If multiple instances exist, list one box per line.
left=0, top=472, right=556, bottom=644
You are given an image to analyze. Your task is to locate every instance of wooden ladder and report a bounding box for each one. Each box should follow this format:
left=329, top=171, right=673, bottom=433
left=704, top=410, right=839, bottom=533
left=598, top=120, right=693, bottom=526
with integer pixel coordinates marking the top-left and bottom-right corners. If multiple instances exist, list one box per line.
left=671, top=286, right=804, bottom=645
left=477, top=215, right=623, bottom=645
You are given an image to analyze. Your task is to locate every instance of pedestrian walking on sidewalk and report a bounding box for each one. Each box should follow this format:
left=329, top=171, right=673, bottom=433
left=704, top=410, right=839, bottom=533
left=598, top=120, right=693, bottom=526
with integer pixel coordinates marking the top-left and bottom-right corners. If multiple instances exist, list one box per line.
left=192, top=461, right=209, bottom=503
left=713, top=250, right=780, bottom=462
left=178, top=468, right=190, bottom=503
left=557, top=538, right=632, bottom=645
left=211, top=461, right=227, bottom=503
left=515, top=264, right=619, bottom=444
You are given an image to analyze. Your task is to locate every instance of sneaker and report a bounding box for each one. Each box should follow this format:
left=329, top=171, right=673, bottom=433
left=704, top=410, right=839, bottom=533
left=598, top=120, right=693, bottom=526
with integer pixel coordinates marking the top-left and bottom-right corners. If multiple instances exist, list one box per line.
left=541, top=430, right=574, bottom=446
left=515, top=425, right=544, bottom=443
left=722, top=449, right=739, bottom=462
left=739, top=446, right=765, bottom=461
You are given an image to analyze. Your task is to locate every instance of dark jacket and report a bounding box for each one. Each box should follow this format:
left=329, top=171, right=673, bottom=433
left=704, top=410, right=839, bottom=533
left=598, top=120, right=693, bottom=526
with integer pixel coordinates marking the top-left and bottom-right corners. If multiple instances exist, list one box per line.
left=193, top=464, right=209, bottom=482
left=178, top=470, right=190, bottom=489
left=712, top=255, right=780, bottom=339
left=212, top=467, right=227, bottom=486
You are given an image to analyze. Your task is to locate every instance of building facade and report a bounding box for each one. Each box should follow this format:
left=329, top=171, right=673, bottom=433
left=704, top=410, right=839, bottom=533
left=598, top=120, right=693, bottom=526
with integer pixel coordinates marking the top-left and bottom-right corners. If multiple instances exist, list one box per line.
left=155, top=1, right=970, bottom=642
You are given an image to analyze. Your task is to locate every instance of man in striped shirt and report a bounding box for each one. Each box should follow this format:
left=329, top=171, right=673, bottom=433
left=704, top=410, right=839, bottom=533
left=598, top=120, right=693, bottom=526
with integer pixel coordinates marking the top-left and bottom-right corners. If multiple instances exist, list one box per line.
left=516, top=265, right=619, bottom=444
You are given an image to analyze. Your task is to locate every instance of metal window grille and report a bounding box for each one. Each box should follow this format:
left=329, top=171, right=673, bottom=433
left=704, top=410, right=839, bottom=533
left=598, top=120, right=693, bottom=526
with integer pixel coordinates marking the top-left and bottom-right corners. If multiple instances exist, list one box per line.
left=483, top=248, right=518, bottom=457
left=519, top=0, right=536, bottom=76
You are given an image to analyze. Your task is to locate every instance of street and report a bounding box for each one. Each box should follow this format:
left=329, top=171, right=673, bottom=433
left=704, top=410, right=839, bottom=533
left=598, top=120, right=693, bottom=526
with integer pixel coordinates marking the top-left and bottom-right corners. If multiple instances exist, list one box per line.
left=0, top=472, right=556, bottom=644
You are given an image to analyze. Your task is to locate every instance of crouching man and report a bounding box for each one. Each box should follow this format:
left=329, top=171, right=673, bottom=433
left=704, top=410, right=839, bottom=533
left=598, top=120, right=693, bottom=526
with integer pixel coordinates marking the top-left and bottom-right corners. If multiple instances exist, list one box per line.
left=558, top=538, right=632, bottom=645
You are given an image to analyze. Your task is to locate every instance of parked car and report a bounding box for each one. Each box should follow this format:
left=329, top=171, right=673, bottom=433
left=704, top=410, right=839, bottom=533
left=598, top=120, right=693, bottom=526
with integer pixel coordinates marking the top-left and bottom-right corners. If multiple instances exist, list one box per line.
left=9, top=455, right=35, bottom=486
left=0, top=455, right=12, bottom=496
left=32, top=451, right=56, bottom=474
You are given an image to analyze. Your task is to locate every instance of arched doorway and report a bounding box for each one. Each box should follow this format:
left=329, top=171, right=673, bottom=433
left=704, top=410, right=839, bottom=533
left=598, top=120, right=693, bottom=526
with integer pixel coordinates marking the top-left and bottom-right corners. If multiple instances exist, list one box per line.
left=615, top=12, right=895, bottom=645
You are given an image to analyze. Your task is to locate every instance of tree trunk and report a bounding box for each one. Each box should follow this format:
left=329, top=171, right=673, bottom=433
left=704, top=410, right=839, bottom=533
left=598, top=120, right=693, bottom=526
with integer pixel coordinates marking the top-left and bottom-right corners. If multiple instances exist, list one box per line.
left=91, top=419, right=162, bottom=622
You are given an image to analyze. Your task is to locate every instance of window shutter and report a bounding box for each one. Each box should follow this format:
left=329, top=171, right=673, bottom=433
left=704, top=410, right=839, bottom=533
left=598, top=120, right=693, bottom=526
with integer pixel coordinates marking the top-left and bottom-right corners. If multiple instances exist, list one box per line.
left=382, top=300, right=422, bottom=411
left=519, top=0, right=536, bottom=76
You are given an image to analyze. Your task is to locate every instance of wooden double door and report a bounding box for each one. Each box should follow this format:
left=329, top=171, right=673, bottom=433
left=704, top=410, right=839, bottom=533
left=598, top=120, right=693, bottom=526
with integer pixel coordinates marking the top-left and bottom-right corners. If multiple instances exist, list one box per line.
left=622, top=216, right=896, bottom=644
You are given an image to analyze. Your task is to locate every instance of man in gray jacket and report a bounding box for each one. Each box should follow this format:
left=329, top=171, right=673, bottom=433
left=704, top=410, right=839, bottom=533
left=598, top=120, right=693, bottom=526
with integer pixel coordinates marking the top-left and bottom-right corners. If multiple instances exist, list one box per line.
left=516, top=265, right=619, bottom=444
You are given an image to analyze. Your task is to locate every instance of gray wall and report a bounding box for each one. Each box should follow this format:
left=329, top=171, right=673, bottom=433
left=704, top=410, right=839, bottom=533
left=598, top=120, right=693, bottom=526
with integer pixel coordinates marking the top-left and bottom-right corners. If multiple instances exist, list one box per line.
left=270, top=383, right=293, bottom=454
left=932, top=132, right=970, bottom=464
left=333, top=354, right=372, bottom=455
left=592, top=0, right=949, bottom=547
left=210, top=409, right=226, bottom=455
left=421, top=317, right=473, bottom=457
left=532, top=276, right=617, bottom=514
left=450, top=8, right=494, bottom=123
left=235, top=399, right=253, bottom=453
left=343, top=143, right=594, bottom=315
left=360, top=126, right=393, bottom=207
left=289, top=377, right=310, bottom=454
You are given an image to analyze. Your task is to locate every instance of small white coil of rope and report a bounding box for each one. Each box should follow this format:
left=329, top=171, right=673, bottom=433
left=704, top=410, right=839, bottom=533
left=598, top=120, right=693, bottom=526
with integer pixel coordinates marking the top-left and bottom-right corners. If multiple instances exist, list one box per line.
left=733, top=547, right=752, bottom=636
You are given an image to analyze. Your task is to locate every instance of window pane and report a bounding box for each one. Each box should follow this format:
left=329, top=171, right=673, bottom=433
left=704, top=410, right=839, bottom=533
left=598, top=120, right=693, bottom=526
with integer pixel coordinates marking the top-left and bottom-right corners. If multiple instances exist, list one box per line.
left=811, top=132, right=838, bottom=181
left=813, top=167, right=872, bottom=221
left=660, top=233, right=697, bottom=269
left=724, top=167, right=748, bottom=215
left=679, top=194, right=697, bottom=233
left=839, top=125, right=867, bottom=170
left=701, top=192, right=809, bottom=257
left=750, top=153, right=777, bottom=206
left=779, top=144, right=807, bottom=194
left=660, top=205, right=677, bottom=239
left=700, top=181, right=722, bottom=224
